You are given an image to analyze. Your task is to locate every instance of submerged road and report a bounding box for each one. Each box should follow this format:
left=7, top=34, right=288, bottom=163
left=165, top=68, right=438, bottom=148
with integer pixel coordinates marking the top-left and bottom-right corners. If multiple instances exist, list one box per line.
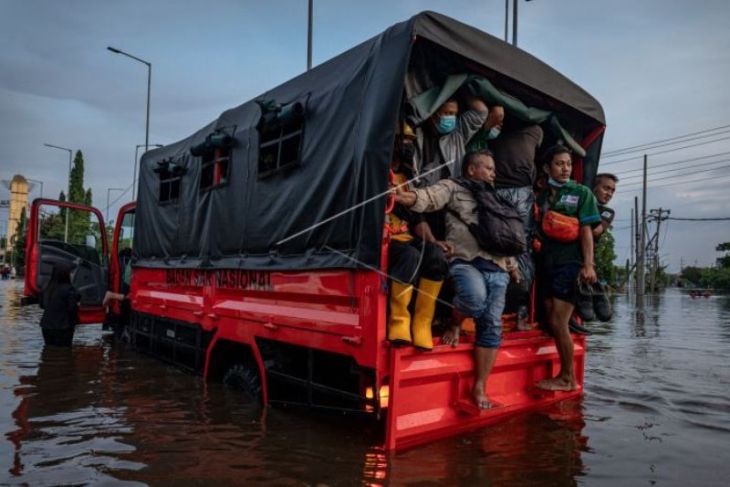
left=1, top=280, right=728, bottom=486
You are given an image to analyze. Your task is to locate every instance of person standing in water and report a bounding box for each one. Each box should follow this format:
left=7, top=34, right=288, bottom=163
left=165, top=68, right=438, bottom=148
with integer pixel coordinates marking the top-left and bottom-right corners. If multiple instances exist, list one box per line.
left=39, top=265, right=80, bottom=347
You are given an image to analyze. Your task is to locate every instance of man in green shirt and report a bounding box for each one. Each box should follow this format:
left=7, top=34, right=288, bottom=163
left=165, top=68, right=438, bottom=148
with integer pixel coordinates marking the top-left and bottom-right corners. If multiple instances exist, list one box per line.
left=536, top=145, right=601, bottom=392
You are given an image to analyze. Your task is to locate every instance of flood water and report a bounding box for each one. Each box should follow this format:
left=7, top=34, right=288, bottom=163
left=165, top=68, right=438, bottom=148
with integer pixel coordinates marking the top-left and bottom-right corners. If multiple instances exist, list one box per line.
left=1, top=279, right=729, bottom=486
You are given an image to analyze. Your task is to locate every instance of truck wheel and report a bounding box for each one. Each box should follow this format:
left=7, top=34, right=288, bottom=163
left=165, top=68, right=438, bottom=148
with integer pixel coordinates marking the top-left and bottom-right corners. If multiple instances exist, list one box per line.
left=223, top=363, right=262, bottom=405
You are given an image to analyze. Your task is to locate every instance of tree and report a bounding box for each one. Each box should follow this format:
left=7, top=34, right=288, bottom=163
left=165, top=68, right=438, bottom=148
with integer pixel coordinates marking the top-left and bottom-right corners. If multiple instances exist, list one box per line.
left=65, top=150, right=94, bottom=245
left=680, top=266, right=703, bottom=286
left=595, top=230, right=617, bottom=286
left=716, top=242, right=730, bottom=268
left=12, top=209, right=27, bottom=273
left=69, top=150, right=86, bottom=204
left=680, top=243, right=730, bottom=290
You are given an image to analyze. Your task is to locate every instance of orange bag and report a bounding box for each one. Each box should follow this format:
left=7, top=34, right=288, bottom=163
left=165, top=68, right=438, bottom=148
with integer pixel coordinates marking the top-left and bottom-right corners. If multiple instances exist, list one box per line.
left=541, top=210, right=580, bottom=243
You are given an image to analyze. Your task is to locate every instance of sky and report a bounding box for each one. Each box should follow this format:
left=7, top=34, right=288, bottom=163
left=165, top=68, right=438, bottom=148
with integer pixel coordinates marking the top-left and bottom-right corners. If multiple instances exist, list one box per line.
left=1, top=0, right=729, bottom=271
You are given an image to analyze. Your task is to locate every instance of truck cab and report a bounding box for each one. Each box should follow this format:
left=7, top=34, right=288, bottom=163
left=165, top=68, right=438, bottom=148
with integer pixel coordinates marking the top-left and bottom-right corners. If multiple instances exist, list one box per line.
left=23, top=199, right=135, bottom=328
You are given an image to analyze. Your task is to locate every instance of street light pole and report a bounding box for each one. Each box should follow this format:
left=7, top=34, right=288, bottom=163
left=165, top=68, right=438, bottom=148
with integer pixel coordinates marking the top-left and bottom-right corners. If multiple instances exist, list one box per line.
left=505, top=0, right=509, bottom=42
left=512, top=0, right=518, bottom=46
left=107, top=46, right=152, bottom=156
left=307, top=0, right=313, bottom=70
left=134, top=143, right=163, bottom=200
left=43, top=143, right=73, bottom=242
left=512, top=0, right=534, bottom=47
left=106, top=187, right=124, bottom=222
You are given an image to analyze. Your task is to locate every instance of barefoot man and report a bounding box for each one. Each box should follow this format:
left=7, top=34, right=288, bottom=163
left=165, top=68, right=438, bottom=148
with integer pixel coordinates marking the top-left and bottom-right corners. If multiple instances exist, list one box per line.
left=396, top=150, right=520, bottom=408
left=535, top=145, right=601, bottom=391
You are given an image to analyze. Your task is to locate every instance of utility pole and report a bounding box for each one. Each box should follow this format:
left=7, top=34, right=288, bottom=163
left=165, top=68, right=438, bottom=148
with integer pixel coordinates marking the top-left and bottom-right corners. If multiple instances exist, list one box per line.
left=637, top=155, right=647, bottom=299
left=633, top=196, right=639, bottom=265
left=629, top=207, right=634, bottom=294
left=634, top=196, right=640, bottom=295
left=648, top=207, right=671, bottom=294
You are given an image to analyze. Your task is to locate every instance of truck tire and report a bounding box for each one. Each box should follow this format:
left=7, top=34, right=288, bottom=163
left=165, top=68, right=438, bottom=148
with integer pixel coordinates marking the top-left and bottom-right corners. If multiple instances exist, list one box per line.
left=223, top=363, right=262, bottom=405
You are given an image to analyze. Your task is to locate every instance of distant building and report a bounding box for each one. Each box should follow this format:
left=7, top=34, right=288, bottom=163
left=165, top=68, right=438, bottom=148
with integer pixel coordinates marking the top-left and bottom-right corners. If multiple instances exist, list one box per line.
left=3, top=175, right=29, bottom=257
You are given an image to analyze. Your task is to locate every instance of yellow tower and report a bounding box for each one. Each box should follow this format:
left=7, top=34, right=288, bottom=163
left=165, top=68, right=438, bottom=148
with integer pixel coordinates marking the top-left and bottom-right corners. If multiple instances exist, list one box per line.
left=5, top=175, right=29, bottom=252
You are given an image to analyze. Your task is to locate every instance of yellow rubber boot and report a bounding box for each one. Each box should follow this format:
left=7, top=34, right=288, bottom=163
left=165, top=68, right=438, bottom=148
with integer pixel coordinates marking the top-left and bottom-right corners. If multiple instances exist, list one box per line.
left=412, top=278, right=443, bottom=351
left=388, top=281, right=414, bottom=344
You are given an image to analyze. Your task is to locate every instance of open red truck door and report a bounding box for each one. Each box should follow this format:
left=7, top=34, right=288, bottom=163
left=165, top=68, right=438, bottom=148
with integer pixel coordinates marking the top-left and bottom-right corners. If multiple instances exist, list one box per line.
left=23, top=198, right=109, bottom=324
left=105, top=203, right=135, bottom=322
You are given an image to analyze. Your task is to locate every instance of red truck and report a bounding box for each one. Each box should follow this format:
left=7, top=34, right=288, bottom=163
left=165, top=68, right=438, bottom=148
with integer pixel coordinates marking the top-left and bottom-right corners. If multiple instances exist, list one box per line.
left=23, top=11, right=606, bottom=450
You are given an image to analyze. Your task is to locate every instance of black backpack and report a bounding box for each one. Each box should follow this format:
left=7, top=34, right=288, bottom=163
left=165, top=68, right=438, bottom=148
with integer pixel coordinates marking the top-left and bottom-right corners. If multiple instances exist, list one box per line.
left=448, top=178, right=527, bottom=256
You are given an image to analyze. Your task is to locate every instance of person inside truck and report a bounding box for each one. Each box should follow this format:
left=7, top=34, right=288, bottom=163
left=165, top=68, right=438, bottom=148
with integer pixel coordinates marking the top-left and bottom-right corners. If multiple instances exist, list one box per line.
left=462, top=100, right=542, bottom=332
left=395, top=150, right=520, bottom=409
left=465, top=104, right=505, bottom=154
left=483, top=113, right=544, bottom=331
left=387, top=122, right=450, bottom=350
left=534, top=144, right=601, bottom=391
left=413, top=95, right=488, bottom=242
left=414, top=96, right=488, bottom=187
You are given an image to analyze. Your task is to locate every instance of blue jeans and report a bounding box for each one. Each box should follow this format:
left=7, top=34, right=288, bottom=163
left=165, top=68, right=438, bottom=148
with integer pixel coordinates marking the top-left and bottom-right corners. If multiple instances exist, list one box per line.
left=450, top=259, right=510, bottom=348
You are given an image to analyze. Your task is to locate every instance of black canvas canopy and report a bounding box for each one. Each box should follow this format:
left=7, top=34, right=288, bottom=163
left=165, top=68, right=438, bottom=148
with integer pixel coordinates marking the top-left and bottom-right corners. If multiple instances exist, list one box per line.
left=134, top=11, right=605, bottom=271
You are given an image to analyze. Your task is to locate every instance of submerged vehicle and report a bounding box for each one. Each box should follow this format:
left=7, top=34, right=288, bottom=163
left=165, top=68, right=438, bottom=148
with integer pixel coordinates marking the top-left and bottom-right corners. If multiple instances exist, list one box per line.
left=23, top=11, right=605, bottom=450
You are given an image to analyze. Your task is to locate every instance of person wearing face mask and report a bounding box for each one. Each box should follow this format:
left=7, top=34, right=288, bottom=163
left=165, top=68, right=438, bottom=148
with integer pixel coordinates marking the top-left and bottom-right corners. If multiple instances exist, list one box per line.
left=412, top=96, right=487, bottom=242
left=465, top=105, right=505, bottom=153
left=534, top=144, right=601, bottom=392
left=413, top=97, right=488, bottom=188
left=386, top=123, right=451, bottom=350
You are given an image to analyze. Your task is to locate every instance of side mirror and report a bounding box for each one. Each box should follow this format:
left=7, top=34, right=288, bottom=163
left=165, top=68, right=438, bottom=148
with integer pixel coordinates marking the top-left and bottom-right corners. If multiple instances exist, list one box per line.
left=85, top=235, right=96, bottom=249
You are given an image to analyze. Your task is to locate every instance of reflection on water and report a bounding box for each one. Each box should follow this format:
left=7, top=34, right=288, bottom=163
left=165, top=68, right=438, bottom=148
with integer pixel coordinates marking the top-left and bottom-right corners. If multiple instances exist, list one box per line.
left=1, top=280, right=729, bottom=486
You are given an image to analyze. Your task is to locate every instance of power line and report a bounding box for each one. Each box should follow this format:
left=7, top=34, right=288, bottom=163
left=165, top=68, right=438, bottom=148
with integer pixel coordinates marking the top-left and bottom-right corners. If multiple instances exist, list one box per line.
left=602, top=123, right=730, bottom=156
left=618, top=163, right=730, bottom=188
left=619, top=158, right=730, bottom=183
left=602, top=128, right=730, bottom=158
left=616, top=173, right=730, bottom=195
left=601, top=135, right=730, bottom=166
left=666, top=216, right=730, bottom=221
left=616, top=150, right=730, bottom=175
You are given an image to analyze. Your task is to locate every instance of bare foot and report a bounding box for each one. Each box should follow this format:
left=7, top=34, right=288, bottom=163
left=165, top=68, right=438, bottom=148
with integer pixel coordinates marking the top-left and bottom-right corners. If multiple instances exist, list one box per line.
left=441, top=324, right=461, bottom=347
left=516, top=321, right=532, bottom=332
left=472, top=388, right=494, bottom=409
left=535, top=377, right=577, bottom=392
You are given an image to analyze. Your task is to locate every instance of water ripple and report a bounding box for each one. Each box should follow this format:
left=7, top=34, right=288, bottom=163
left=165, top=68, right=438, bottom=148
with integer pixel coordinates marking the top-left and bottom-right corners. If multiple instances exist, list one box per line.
left=2, top=282, right=730, bottom=485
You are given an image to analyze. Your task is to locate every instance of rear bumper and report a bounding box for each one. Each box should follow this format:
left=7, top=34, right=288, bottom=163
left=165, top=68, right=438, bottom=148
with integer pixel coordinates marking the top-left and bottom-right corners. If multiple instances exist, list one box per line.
left=385, top=331, right=585, bottom=450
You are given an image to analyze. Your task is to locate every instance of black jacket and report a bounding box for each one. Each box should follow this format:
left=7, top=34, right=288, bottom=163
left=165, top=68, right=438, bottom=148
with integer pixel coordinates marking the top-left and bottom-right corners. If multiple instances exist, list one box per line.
left=40, top=283, right=80, bottom=330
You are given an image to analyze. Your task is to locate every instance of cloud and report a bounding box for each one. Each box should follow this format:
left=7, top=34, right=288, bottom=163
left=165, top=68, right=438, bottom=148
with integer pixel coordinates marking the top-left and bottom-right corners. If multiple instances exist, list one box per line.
left=1, top=0, right=729, bottom=269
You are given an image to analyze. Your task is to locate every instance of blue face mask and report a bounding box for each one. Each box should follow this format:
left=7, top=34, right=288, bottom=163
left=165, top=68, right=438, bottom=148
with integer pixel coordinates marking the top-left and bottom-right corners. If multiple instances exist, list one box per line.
left=548, top=177, right=567, bottom=188
left=436, top=115, right=457, bottom=134
left=487, top=127, right=501, bottom=140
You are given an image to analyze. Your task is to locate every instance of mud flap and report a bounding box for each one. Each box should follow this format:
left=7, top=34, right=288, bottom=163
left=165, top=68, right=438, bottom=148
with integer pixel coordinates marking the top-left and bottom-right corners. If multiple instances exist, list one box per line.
left=384, top=332, right=585, bottom=451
